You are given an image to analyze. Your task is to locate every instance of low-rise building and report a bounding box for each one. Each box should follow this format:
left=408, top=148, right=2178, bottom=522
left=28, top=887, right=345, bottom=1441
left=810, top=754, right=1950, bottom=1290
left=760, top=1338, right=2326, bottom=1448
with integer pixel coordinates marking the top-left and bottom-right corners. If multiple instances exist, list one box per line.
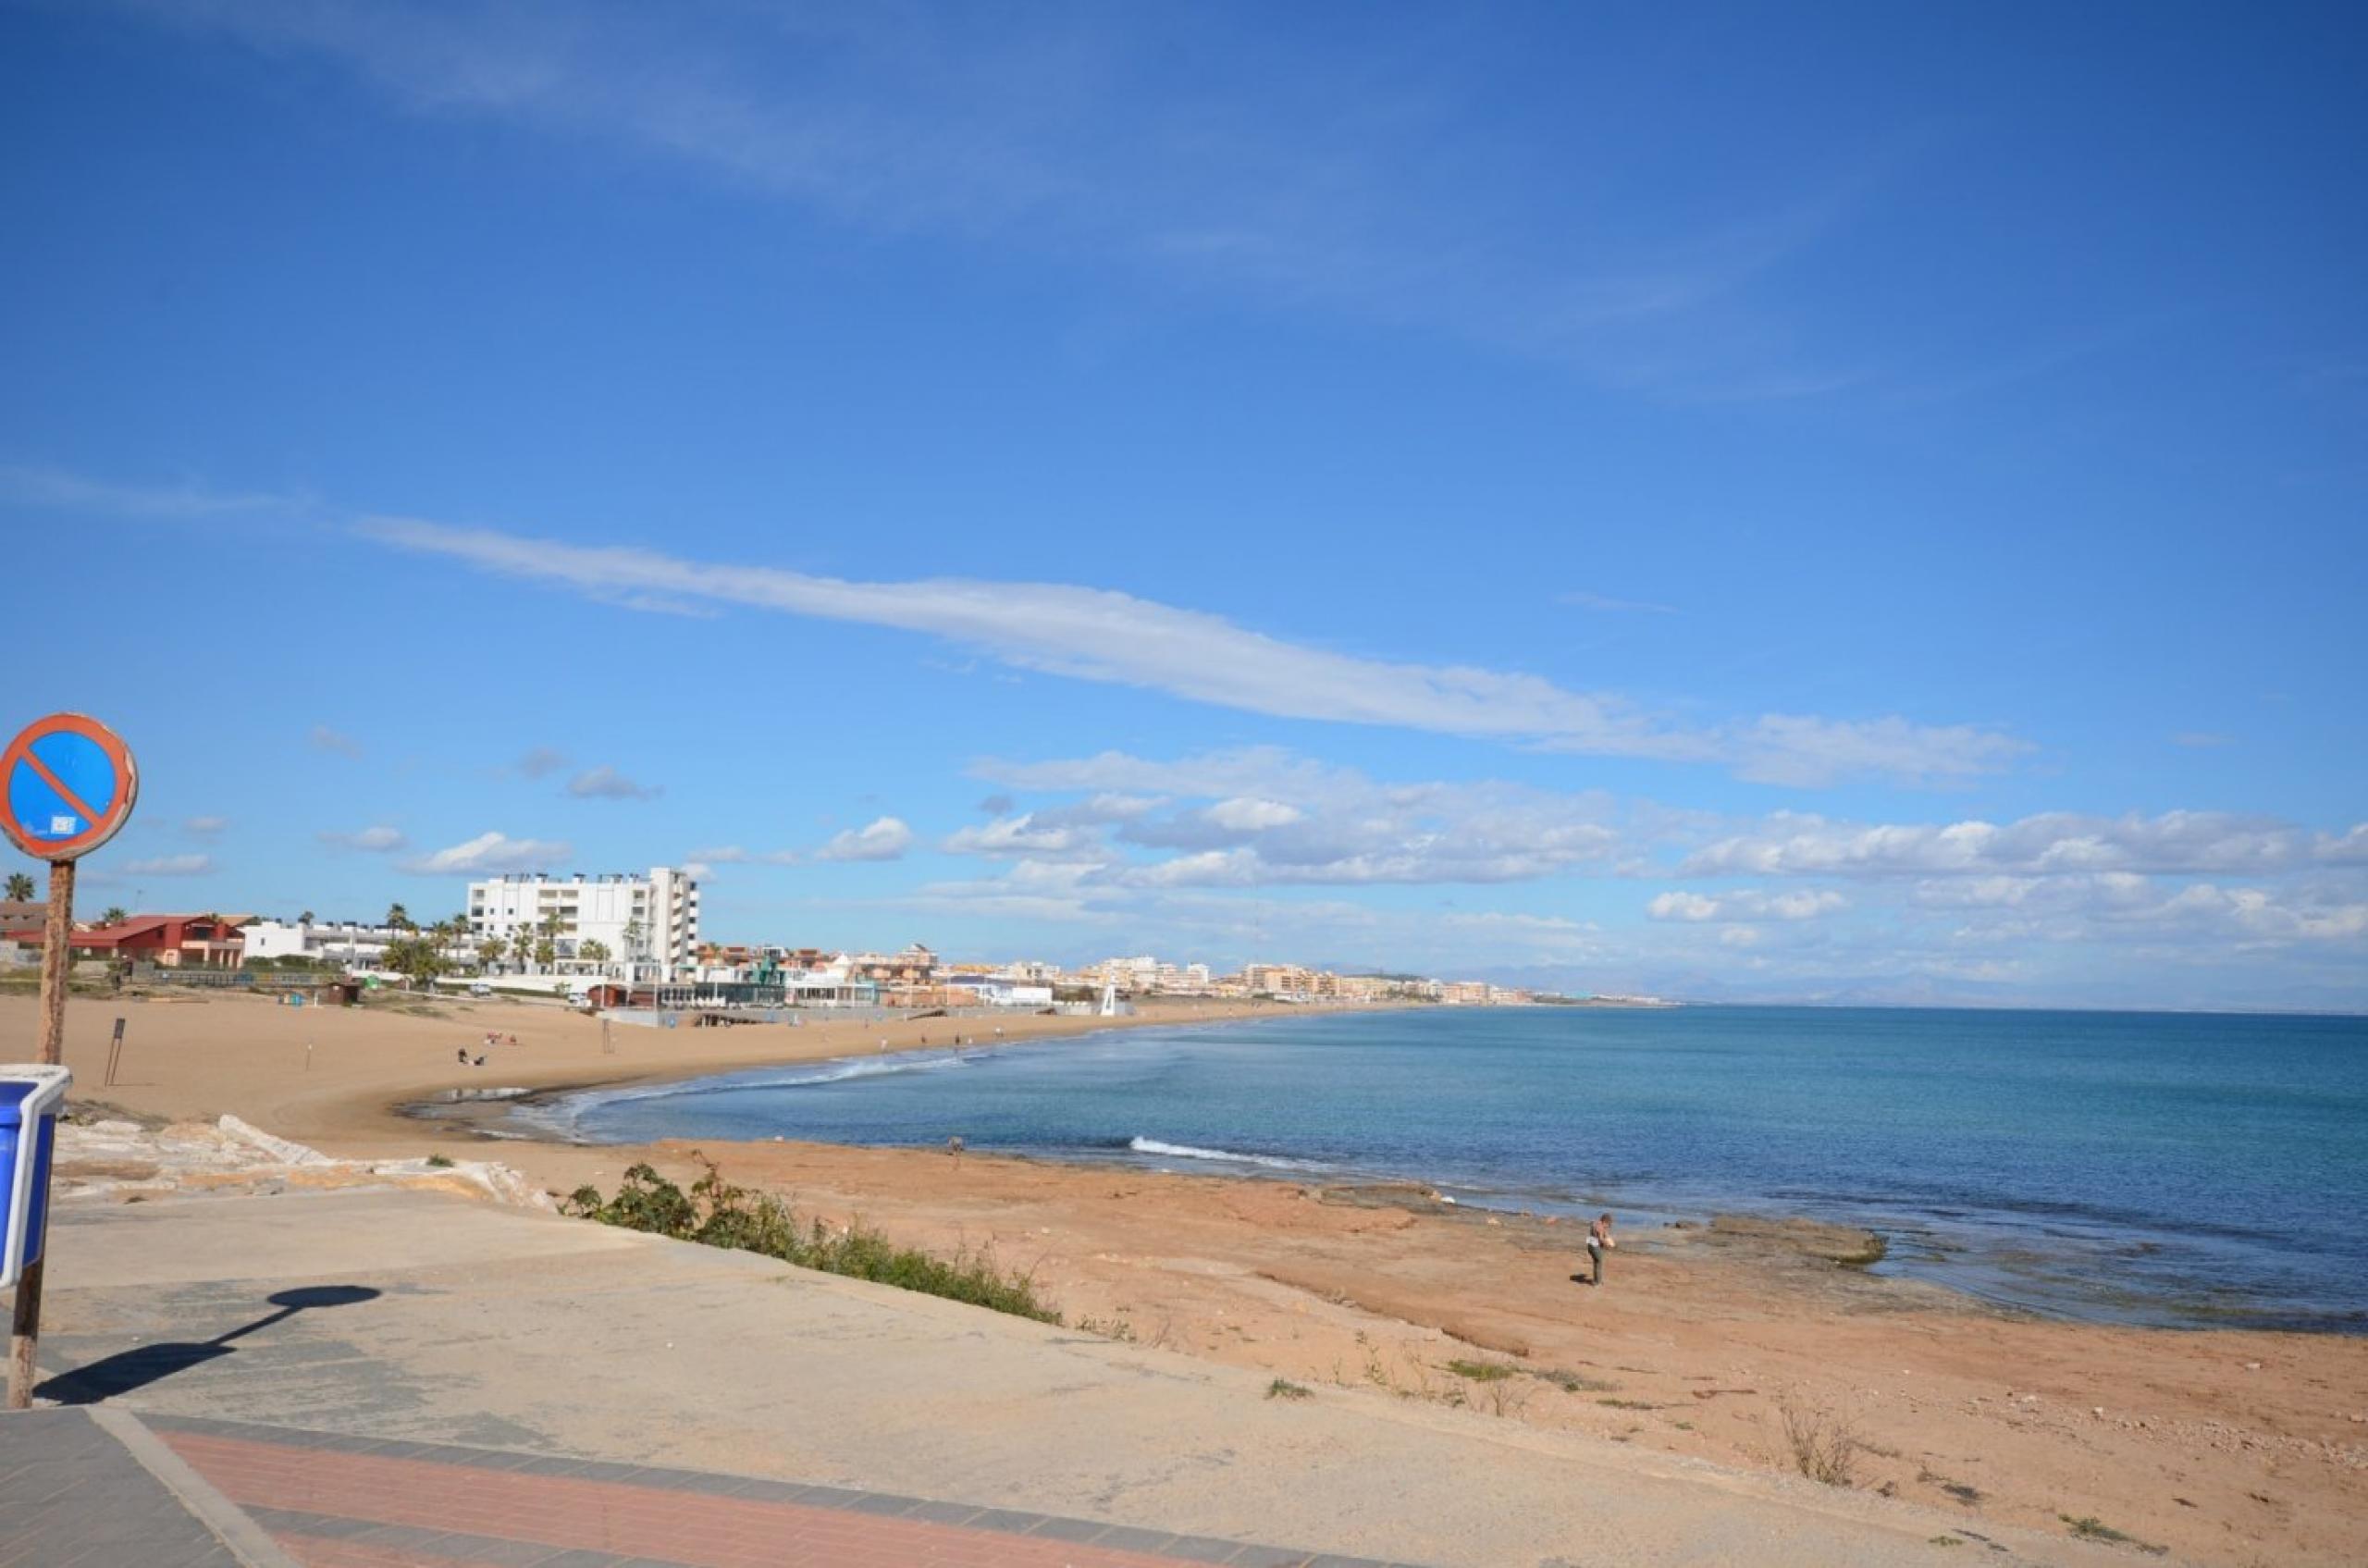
left=50, top=913, right=251, bottom=969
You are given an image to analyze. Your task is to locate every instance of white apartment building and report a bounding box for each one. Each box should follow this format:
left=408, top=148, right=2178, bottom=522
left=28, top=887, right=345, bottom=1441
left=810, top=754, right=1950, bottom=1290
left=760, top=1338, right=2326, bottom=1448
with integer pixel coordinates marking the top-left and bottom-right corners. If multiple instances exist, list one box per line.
left=466, top=868, right=700, bottom=982
left=241, top=920, right=411, bottom=968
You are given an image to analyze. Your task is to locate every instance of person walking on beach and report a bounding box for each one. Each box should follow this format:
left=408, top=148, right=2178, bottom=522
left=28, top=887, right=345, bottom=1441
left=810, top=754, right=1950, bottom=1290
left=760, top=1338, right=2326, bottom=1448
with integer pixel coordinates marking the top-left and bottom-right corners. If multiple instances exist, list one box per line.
left=1585, top=1213, right=1615, bottom=1287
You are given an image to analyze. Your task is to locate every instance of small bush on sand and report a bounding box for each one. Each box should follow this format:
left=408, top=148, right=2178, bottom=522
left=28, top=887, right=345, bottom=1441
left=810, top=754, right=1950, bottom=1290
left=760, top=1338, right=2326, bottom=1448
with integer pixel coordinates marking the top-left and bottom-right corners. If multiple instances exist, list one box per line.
left=1777, top=1393, right=1861, bottom=1487
left=1445, top=1358, right=1514, bottom=1382
left=564, top=1157, right=1058, bottom=1324
left=1266, top=1378, right=1313, bottom=1400
left=2061, top=1515, right=2166, bottom=1554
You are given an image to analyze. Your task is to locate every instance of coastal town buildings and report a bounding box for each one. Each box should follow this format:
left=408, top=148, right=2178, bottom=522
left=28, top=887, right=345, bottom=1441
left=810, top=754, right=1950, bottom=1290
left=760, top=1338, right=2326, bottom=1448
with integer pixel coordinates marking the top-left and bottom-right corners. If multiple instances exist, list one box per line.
left=466, top=868, right=699, bottom=982
left=242, top=918, right=412, bottom=969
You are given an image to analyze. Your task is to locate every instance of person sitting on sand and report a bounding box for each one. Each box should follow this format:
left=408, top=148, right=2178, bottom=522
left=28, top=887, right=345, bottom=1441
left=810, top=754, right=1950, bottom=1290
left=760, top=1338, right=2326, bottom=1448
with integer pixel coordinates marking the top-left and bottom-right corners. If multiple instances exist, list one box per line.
left=1585, top=1213, right=1616, bottom=1287
left=456, top=1047, right=468, bottom=1065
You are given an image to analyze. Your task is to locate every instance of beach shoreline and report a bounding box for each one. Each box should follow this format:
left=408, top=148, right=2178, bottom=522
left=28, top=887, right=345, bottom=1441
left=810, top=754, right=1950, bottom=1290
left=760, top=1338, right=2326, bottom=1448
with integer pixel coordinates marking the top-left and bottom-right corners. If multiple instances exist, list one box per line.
left=10, top=987, right=2367, bottom=1565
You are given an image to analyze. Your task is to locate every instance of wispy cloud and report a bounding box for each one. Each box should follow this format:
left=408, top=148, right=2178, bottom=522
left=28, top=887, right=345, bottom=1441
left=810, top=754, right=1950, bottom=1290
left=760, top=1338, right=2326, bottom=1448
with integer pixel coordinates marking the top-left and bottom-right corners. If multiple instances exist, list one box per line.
left=515, top=747, right=572, bottom=778
left=308, top=724, right=363, bottom=758
left=318, top=824, right=407, bottom=853
left=1681, top=810, right=2368, bottom=879
left=0, top=463, right=304, bottom=520
left=397, top=831, right=570, bottom=876
left=182, top=816, right=229, bottom=837
left=1559, top=589, right=1677, bottom=615
left=566, top=764, right=661, bottom=801
left=118, top=853, right=214, bottom=877
left=100, top=0, right=1874, bottom=401
left=359, top=517, right=2021, bottom=786
left=1647, top=888, right=1847, bottom=921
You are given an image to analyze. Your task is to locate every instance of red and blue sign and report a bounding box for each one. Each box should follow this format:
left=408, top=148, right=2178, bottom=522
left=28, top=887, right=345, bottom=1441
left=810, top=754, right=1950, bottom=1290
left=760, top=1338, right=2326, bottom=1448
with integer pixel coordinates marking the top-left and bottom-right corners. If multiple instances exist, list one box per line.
left=2, top=713, right=140, bottom=863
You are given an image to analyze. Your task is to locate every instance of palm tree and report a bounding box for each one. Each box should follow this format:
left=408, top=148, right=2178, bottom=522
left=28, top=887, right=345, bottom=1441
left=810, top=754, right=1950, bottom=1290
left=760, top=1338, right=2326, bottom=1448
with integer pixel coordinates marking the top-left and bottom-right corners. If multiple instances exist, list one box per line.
left=478, top=939, right=506, bottom=972
left=5, top=872, right=34, bottom=903
left=100, top=906, right=129, bottom=926
left=511, top=929, right=536, bottom=969
left=299, top=909, right=315, bottom=925
left=578, top=939, right=610, bottom=974
left=385, top=903, right=413, bottom=932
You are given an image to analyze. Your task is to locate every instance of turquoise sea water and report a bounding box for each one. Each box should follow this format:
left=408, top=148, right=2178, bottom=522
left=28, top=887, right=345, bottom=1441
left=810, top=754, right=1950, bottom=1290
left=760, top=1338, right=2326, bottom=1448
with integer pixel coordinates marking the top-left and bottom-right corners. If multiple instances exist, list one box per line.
left=538, top=1006, right=2368, bottom=1332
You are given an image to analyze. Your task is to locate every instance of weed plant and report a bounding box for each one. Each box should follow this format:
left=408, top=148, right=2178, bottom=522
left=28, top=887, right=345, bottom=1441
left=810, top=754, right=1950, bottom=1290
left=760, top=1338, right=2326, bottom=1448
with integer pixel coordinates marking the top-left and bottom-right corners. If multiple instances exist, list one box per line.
left=564, top=1158, right=1058, bottom=1323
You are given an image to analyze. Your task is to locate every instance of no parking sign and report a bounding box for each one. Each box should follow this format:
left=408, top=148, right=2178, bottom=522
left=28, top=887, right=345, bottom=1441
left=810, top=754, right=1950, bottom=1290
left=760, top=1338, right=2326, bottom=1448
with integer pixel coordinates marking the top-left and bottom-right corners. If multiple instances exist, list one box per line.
left=2, top=712, right=139, bottom=862
left=4, top=710, right=137, bottom=1409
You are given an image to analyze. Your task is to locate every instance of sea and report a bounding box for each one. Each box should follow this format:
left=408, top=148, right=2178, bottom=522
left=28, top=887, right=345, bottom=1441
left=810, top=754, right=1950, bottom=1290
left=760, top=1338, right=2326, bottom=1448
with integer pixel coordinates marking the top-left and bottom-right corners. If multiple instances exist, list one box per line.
left=526, top=1006, right=2368, bottom=1333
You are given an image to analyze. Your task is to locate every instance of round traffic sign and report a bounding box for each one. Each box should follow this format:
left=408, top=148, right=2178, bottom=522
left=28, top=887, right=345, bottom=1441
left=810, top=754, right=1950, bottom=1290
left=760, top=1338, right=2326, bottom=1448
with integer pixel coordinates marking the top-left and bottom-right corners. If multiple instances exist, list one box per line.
left=1, top=712, right=140, bottom=862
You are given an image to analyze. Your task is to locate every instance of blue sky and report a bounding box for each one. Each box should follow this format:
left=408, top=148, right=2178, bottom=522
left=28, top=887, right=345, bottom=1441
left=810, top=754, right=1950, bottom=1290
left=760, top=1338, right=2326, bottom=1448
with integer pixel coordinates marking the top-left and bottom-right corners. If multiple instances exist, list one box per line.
left=4, top=1, right=2363, bottom=1007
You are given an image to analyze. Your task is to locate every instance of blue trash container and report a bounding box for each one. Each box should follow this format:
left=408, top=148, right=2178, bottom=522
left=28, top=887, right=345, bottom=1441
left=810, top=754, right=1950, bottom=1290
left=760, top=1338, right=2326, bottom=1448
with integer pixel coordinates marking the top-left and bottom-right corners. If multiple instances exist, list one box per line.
left=1, top=1065, right=71, bottom=1290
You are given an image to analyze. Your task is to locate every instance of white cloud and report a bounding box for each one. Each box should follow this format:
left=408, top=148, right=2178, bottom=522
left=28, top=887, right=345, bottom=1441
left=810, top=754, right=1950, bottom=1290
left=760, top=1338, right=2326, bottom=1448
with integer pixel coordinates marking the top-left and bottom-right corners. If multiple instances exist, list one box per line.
left=1681, top=809, right=2368, bottom=879
left=1647, top=888, right=1846, bottom=921
left=566, top=764, right=661, bottom=801
left=183, top=816, right=229, bottom=836
left=0, top=463, right=302, bottom=520
left=358, top=518, right=2021, bottom=786
left=319, top=825, right=408, bottom=853
left=118, top=854, right=213, bottom=877
left=942, top=814, right=1105, bottom=859
left=1559, top=589, right=1677, bottom=614
left=308, top=724, right=363, bottom=758
left=815, top=816, right=914, bottom=862
left=1204, top=796, right=1304, bottom=831
left=968, top=747, right=1629, bottom=887
left=398, top=832, right=570, bottom=876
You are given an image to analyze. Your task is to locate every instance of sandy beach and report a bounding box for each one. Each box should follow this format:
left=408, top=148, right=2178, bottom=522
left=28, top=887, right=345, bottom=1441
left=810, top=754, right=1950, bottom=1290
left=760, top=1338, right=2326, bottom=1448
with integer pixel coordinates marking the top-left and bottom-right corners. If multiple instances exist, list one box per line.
left=9, top=987, right=2366, bottom=1566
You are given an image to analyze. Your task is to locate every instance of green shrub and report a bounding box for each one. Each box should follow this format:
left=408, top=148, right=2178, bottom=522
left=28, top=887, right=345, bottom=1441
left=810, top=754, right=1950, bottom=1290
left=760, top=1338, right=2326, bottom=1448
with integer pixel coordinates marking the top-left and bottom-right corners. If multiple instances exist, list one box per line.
left=1445, top=1358, right=1514, bottom=1382
left=563, top=1156, right=1058, bottom=1324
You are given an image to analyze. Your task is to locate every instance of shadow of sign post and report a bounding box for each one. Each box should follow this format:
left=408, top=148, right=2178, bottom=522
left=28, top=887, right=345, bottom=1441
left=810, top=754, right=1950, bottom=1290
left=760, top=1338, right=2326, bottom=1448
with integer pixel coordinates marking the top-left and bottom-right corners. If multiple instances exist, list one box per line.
left=38, top=1284, right=381, bottom=1405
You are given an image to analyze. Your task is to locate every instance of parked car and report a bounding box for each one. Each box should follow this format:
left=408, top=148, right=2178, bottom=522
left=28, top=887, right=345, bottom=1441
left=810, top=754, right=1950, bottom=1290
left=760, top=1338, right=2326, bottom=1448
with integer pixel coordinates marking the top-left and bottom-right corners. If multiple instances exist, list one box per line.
left=467, top=982, right=493, bottom=998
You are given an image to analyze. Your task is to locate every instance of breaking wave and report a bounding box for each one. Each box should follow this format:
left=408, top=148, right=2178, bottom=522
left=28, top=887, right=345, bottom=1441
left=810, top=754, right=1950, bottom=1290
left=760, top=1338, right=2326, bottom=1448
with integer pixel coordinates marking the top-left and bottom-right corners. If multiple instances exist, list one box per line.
left=1127, top=1137, right=1329, bottom=1172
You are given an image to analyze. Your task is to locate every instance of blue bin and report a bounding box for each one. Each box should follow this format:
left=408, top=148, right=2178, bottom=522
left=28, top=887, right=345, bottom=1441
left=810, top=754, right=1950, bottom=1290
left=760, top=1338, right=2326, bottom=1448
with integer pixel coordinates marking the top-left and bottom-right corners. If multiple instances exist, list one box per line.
left=1, top=1066, right=70, bottom=1290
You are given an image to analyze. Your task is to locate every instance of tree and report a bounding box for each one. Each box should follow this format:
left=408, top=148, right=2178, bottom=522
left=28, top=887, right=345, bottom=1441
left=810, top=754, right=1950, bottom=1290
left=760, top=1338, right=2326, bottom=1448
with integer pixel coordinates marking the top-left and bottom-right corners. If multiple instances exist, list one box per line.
left=382, top=933, right=449, bottom=991
left=385, top=903, right=413, bottom=932
left=101, top=906, right=128, bottom=926
left=299, top=909, right=315, bottom=925
left=477, top=939, right=506, bottom=971
left=5, top=872, right=33, bottom=903
left=510, top=929, right=536, bottom=969
left=532, top=936, right=558, bottom=970
left=577, top=939, right=610, bottom=970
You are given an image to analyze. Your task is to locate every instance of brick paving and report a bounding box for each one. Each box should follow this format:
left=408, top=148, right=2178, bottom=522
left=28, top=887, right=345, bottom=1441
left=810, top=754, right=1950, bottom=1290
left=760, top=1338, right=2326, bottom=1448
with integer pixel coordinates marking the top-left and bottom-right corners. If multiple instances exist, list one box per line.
left=150, top=1415, right=1421, bottom=1568
left=0, top=1408, right=270, bottom=1568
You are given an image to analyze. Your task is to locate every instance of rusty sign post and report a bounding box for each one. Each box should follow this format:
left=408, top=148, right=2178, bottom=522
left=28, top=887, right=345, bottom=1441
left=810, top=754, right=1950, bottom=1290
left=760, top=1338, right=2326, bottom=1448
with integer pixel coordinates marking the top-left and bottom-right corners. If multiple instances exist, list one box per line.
left=3, top=711, right=139, bottom=1410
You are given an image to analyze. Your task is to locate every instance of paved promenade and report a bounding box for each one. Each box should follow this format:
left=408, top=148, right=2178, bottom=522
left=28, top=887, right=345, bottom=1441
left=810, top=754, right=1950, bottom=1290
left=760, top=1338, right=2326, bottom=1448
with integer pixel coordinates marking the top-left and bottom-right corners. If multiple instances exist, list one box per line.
left=22, top=1185, right=2126, bottom=1567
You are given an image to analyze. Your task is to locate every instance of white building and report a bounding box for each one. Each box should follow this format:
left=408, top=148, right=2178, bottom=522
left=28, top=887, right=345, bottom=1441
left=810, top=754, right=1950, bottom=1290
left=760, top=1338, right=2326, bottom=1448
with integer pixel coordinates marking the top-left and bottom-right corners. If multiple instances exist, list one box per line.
left=466, top=869, right=700, bottom=982
left=241, top=920, right=407, bottom=968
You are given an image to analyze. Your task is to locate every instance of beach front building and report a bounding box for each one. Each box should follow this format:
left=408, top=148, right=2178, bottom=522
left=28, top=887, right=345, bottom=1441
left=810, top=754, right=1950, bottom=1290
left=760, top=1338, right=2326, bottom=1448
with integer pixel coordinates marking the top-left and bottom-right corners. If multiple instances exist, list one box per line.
left=40, top=913, right=253, bottom=969
left=241, top=919, right=413, bottom=969
left=466, top=868, right=700, bottom=983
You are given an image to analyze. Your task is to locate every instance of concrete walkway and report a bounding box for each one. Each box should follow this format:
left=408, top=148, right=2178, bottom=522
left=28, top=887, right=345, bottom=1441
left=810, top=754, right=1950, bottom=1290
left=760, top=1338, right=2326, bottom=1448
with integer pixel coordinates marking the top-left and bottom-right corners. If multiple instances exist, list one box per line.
left=26, top=1186, right=2129, bottom=1568
left=0, top=1406, right=299, bottom=1568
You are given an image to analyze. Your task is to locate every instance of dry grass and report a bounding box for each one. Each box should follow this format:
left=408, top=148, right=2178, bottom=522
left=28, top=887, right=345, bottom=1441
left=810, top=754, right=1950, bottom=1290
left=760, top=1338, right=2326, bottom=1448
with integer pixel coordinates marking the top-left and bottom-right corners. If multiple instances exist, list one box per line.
left=1776, top=1393, right=1861, bottom=1487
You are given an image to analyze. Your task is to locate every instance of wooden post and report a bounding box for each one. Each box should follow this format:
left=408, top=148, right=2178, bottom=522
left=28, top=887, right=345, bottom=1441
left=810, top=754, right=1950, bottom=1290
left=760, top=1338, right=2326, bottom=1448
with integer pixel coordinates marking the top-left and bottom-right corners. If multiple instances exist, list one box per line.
left=7, top=858, right=73, bottom=1409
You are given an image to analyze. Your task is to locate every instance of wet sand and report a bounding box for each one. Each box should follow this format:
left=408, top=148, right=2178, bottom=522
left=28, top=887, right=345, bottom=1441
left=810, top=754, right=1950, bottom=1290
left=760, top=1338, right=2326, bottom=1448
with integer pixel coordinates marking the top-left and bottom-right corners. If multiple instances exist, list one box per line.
left=9, top=988, right=2366, bottom=1566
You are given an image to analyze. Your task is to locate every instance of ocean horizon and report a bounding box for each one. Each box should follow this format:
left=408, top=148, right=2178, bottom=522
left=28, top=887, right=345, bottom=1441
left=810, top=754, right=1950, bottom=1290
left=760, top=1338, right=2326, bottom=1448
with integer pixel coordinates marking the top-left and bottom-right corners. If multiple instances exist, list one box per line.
left=531, top=1004, right=2368, bottom=1334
